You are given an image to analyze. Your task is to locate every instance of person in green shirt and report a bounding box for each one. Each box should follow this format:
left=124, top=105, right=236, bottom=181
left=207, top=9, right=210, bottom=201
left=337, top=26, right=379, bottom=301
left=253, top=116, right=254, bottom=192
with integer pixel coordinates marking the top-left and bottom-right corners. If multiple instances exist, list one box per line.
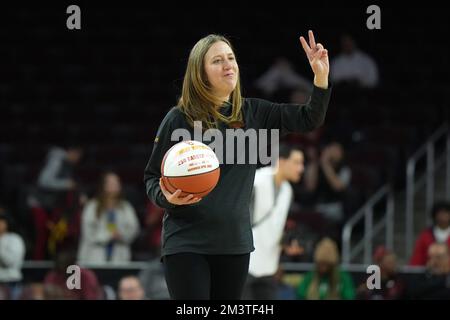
left=297, top=237, right=355, bottom=300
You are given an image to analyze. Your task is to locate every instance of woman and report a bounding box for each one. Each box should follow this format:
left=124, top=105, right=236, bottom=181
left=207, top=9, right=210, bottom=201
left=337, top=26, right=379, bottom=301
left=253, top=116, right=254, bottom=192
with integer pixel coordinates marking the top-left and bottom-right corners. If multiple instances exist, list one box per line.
left=78, top=172, right=139, bottom=264
left=44, top=250, right=102, bottom=300
left=357, top=246, right=406, bottom=300
left=297, top=238, right=355, bottom=300
left=144, top=31, right=331, bottom=299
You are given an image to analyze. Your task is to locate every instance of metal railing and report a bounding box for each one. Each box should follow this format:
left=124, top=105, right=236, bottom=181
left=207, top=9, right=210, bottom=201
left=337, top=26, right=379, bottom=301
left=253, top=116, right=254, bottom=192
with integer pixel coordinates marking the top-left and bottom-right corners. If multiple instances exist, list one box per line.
left=342, top=184, right=395, bottom=265
left=405, top=123, right=450, bottom=258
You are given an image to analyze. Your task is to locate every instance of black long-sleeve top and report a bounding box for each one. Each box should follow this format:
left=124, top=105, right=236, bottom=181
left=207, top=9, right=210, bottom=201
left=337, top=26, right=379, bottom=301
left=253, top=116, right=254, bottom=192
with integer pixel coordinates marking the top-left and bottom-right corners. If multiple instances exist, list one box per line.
left=144, top=85, right=332, bottom=257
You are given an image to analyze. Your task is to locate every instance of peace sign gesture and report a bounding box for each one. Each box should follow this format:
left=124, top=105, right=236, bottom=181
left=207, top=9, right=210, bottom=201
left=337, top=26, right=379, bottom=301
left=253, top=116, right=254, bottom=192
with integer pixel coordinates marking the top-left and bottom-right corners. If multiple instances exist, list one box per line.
left=300, top=30, right=329, bottom=88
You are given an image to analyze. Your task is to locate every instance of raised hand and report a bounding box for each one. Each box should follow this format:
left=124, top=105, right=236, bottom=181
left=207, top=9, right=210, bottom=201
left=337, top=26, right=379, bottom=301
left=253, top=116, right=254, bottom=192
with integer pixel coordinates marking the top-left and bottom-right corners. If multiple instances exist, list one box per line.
left=300, top=30, right=329, bottom=88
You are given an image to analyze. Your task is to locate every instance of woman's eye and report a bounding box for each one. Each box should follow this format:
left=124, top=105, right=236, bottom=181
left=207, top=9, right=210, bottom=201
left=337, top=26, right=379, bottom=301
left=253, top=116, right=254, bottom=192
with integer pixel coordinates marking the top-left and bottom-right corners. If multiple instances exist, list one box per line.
left=213, top=60, right=221, bottom=64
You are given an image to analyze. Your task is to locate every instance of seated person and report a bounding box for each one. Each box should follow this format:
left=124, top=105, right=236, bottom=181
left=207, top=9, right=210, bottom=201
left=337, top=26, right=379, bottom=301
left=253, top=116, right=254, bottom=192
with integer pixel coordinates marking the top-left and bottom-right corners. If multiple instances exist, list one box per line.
left=296, top=238, right=355, bottom=300
left=254, top=57, right=312, bottom=98
left=357, top=246, right=406, bottom=300
left=117, top=275, right=146, bottom=300
left=43, top=250, right=102, bottom=300
left=410, top=201, right=450, bottom=266
left=407, top=243, right=450, bottom=299
left=330, top=34, right=379, bottom=89
left=29, top=145, right=84, bottom=260
left=0, top=211, right=25, bottom=300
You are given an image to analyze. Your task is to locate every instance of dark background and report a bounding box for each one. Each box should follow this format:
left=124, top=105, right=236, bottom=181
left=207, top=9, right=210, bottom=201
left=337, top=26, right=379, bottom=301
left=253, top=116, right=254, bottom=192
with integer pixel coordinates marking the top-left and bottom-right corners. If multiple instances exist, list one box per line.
left=0, top=2, right=449, bottom=295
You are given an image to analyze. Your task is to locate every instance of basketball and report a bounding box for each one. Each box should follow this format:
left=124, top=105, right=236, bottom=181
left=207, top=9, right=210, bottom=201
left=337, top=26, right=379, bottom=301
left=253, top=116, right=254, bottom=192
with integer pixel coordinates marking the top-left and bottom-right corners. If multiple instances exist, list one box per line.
left=161, top=140, right=220, bottom=198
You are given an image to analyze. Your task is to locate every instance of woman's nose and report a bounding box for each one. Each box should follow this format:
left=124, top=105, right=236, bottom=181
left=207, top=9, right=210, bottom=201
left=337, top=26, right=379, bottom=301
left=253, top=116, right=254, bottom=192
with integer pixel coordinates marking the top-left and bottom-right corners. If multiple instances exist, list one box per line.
left=223, top=60, right=233, bottom=69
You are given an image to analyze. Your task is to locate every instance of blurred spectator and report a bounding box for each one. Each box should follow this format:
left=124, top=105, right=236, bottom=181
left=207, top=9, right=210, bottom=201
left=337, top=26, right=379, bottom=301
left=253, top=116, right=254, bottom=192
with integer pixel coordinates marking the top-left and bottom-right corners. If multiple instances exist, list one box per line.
left=43, top=250, right=102, bottom=300
left=28, top=145, right=85, bottom=260
left=139, top=257, right=170, bottom=300
left=77, top=172, right=139, bottom=264
left=29, top=190, right=84, bottom=261
left=296, top=238, right=355, bottom=300
left=245, top=145, right=304, bottom=300
left=37, top=146, right=83, bottom=193
left=0, top=210, right=25, bottom=300
left=17, top=283, right=45, bottom=300
left=407, top=243, right=450, bottom=299
left=255, top=57, right=312, bottom=97
left=357, top=246, right=406, bottom=300
left=410, top=201, right=450, bottom=266
left=144, top=202, right=164, bottom=256
left=280, top=220, right=321, bottom=263
left=330, top=34, right=379, bottom=88
left=302, top=142, right=351, bottom=239
left=117, top=275, right=146, bottom=300
left=282, top=237, right=305, bottom=261
left=45, top=191, right=83, bottom=259
left=134, top=201, right=164, bottom=260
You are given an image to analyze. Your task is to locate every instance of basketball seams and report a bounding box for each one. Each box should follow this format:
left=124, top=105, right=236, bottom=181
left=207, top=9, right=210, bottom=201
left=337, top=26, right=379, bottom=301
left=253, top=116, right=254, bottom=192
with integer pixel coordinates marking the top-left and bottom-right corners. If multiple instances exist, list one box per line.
left=164, top=176, right=215, bottom=196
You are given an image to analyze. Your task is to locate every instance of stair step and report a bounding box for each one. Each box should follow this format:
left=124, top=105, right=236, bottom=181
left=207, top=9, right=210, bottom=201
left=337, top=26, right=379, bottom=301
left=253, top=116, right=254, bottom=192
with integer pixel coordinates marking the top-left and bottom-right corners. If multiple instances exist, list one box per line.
left=350, top=151, right=448, bottom=264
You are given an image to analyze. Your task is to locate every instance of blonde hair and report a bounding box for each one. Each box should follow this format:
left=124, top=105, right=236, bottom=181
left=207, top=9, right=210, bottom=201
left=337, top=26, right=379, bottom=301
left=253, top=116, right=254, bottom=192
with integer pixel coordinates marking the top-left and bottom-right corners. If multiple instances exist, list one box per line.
left=307, top=238, right=341, bottom=300
left=177, top=34, right=243, bottom=129
left=314, top=237, right=340, bottom=265
left=95, top=171, right=124, bottom=218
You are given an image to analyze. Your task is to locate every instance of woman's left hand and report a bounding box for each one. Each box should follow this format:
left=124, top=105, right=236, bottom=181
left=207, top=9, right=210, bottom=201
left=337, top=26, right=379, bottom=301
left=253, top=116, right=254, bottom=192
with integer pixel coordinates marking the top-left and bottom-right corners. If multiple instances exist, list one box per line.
left=300, top=30, right=329, bottom=88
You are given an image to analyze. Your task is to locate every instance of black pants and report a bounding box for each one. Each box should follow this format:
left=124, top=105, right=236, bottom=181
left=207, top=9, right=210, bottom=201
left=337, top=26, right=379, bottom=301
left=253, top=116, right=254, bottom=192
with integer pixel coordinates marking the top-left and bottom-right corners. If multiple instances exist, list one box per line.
left=163, top=252, right=250, bottom=300
left=243, top=274, right=277, bottom=300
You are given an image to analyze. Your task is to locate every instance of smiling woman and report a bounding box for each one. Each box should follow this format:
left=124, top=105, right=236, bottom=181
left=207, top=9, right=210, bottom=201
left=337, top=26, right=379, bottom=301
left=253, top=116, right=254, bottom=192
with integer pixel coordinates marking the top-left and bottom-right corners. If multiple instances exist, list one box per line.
left=144, top=31, right=332, bottom=300
left=178, top=34, right=244, bottom=130
left=204, top=41, right=238, bottom=102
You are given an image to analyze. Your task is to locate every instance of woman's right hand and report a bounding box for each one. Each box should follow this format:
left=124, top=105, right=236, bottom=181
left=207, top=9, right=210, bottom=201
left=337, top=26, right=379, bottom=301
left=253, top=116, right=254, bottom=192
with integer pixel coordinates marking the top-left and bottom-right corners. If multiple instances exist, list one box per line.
left=159, top=178, right=202, bottom=205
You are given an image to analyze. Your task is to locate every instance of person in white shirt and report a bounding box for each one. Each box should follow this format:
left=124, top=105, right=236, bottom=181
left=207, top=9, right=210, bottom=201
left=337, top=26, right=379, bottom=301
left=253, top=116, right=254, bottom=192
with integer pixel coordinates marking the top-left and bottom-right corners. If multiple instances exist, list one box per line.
left=255, top=57, right=313, bottom=97
left=244, top=144, right=305, bottom=300
left=0, top=211, right=26, bottom=299
left=330, top=34, right=379, bottom=88
left=77, top=172, right=140, bottom=265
